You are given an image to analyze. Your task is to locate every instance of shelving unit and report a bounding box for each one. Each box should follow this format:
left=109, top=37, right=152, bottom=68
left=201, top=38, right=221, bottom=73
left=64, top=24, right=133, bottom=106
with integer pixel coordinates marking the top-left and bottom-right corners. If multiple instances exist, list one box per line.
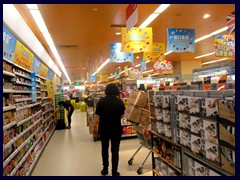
left=3, top=58, right=56, bottom=176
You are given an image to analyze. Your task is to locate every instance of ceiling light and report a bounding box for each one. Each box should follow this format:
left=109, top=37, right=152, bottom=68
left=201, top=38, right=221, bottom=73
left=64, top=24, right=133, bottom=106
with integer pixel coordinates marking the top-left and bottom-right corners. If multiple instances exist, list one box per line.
left=115, top=32, right=121, bottom=35
left=201, top=58, right=228, bottom=65
left=165, top=51, right=173, bottom=55
left=128, top=67, right=132, bottom=71
left=26, top=4, right=38, bottom=10
left=203, top=14, right=211, bottom=19
left=143, top=69, right=154, bottom=74
left=150, top=73, right=159, bottom=77
left=92, top=8, right=98, bottom=11
left=135, top=64, right=140, bottom=67
left=118, top=66, right=121, bottom=69
left=139, top=4, right=170, bottom=28
left=42, top=32, right=55, bottom=46
left=29, top=10, right=48, bottom=33
left=92, top=58, right=110, bottom=76
left=97, top=81, right=101, bottom=83
left=145, top=60, right=150, bottom=63
left=195, top=52, right=215, bottom=59
left=84, top=81, right=87, bottom=84
left=136, top=56, right=139, bottom=59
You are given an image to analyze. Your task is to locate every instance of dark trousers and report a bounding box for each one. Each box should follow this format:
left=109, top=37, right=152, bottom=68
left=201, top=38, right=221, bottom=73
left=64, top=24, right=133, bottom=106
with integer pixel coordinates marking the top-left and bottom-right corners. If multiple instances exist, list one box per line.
left=67, top=109, right=74, bottom=126
left=100, top=133, right=121, bottom=173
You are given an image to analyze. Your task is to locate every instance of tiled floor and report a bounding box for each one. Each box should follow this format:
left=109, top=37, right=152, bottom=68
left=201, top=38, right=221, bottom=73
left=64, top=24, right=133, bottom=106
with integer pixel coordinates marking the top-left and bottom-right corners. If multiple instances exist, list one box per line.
left=31, top=110, right=153, bottom=176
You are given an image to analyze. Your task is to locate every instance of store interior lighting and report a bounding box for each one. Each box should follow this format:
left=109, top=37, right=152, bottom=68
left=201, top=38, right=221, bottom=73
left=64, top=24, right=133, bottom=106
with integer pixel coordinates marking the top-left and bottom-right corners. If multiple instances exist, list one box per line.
left=26, top=4, right=72, bottom=84
left=92, top=58, right=110, bottom=76
left=201, top=58, right=228, bottom=65
left=195, top=52, right=215, bottom=59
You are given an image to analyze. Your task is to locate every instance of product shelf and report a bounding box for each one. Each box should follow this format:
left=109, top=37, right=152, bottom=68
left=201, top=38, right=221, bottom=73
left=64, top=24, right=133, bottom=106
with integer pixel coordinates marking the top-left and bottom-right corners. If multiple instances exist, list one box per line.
left=153, top=169, right=161, bottom=176
left=16, top=102, right=42, bottom=112
left=41, top=102, right=52, bottom=107
left=15, top=98, right=32, bottom=102
left=17, top=110, right=42, bottom=127
left=3, top=70, right=16, bottom=77
left=42, top=97, right=50, bottom=100
left=42, top=108, right=53, bottom=115
left=15, top=81, right=32, bottom=87
left=3, top=105, right=16, bottom=112
left=3, top=121, right=17, bottom=131
left=121, top=134, right=137, bottom=138
left=3, top=89, right=15, bottom=93
left=42, top=114, right=53, bottom=124
left=13, top=71, right=31, bottom=80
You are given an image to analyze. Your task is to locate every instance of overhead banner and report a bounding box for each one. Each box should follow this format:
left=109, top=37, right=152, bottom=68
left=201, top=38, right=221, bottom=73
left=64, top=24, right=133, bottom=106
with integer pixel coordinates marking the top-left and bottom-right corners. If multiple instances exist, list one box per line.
left=40, top=63, right=48, bottom=78
left=143, top=43, right=165, bottom=61
left=126, top=4, right=138, bottom=32
left=129, top=69, right=143, bottom=80
left=46, top=79, right=53, bottom=98
left=167, top=28, right=195, bottom=53
left=88, top=75, right=96, bottom=82
left=140, top=59, right=146, bottom=72
left=3, top=25, right=17, bottom=62
left=31, top=56, right=42, bottom=75
left=214, top=35, right=235, bottom=58
left=98, top=74, right=109, bottom=82
left=153, top=60, right=173, bottom=74
left=47, top=68, right=55, bottom=81
left=13, top=40, right=34, bottom=70
left=30, top=73, right=37, bottom=102
left=110, top=43, right=134, bottom=63
left=227, top=11, right=235, bottom=34
left=121, top=27, right=153, bottom=53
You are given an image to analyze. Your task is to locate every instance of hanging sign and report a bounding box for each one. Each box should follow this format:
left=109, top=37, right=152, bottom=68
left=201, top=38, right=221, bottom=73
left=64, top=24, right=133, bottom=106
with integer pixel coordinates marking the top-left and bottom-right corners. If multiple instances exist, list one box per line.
left=46, top=79, right=53, bottom=98
left=47, top=68, right=54, bottom=81
left=129, top=69, right=143, bottom=80
left=121, top=27, right=152, bottom=53
left=110, top=43, right=134, bottom=63
left=98, top=74, right=109, bottom=82
left=143, top=43, right=165, bottom=61
left=13, top=40, right=34, bottom=70
left=227, top=11, right=235, bottom=34
left=153, top=60, right=173, bottom=74
left=40, top=63, right=48, bottom=78
left=124, top=66, right=129, bottom=76
left=140, top=59, right=146, bottom=72
left=3, top=25, right=17, bottom=62
left=115, top=72, right=120, bottom=79
left=126, top=4, right=138, bottom=32
left=31, top=56, right=42, bottom=75
left=30, top=73, right=37, bottom=102
left=88, top=75, right=96, bottom=82
left=214, top=35, right=235, bottom=58
left=167, top=28, right=195, bottom=53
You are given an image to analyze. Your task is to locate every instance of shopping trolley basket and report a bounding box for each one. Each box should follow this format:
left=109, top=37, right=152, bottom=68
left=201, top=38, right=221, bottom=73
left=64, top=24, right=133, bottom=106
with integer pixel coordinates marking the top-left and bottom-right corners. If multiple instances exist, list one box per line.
left=128, top=124, right=152, bottom=174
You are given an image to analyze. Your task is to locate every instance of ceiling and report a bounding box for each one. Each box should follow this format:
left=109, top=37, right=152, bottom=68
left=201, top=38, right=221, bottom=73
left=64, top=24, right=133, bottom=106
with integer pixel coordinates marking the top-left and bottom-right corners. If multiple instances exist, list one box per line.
left=14, top=4, right=235, bottom=84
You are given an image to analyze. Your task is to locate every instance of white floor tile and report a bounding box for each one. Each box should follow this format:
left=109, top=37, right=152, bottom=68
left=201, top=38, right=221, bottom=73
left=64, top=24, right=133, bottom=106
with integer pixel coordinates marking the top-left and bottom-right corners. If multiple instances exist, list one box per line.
left=31, top=110, right=153, bottom=176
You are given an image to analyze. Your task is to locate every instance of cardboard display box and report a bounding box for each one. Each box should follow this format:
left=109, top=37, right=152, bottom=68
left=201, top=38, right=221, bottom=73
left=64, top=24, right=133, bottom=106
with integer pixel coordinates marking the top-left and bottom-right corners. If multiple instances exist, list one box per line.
left=124, top=105, right=142, bottom=123
left=202, top=119, right=218, bottom=144
left=191, top=134, right=202, bottom=154
left=129, top=91, right=148, bottom=109
left=176, top=112, right=190, bottom=130
left=201, top=98, right=219, bottom=118
left=190, top=116, right=203, bottom=135
left=220, top=146, right=235, bottom=175
left=202, top=140, right=220, bottom=165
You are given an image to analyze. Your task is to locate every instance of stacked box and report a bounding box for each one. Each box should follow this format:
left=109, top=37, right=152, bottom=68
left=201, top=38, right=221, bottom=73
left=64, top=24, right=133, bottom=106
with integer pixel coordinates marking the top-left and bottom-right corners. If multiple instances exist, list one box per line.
left=176, top=112, right=190, bottom=130
left=190, top=116, right=203, bottom=136
left=129, top=91, right=148, bottom=109
left=188, top=158, right=206, bottom=176
left=202, top=140, right=220, bottom=165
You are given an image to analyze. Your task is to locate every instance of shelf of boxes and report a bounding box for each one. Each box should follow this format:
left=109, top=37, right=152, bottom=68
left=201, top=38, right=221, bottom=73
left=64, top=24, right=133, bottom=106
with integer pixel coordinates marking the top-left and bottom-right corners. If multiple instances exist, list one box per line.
left=3, top=70, right=16, bottom=77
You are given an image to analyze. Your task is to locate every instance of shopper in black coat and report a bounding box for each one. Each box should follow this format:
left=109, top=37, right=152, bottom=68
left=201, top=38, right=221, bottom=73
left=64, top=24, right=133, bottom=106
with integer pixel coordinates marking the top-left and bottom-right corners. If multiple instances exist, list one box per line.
left=92, top=84, right=125, bottom=176
left=58, top=101, right=74, bottom=129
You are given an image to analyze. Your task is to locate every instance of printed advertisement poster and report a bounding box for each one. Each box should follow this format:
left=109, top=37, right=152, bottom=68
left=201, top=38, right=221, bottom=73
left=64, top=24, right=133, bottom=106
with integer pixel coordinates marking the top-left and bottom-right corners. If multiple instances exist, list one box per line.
left=167, top=28, right=195, bottom=53
left=143, top=43, right=165, bottom=61
left=30, top=73, right=37, bottom=102
left=3, top=25, right=17, bottom=62
left=153, top=60, right=173, bottom=74
left=126, top=4, right=138, bottom=32
left=214, top=35, right=235, bottom=58
left=47, top=68, right=54, bottom=81
left=40, top=63, right=48, bottom=78
left=121, top=27, right=152, bottom=53
left=46, top=79, right=53, bottom=98
left=124, top=66, right=129, bottom=76
left=227, top=11, right=235, bottom=34
left=13, top=40, right=34, bottom=70
left=88, top=75, right=96, bottom=82
left=140, top=59, right=146, bottom=72
left=98, top=74, right=109, bottom=82
left=31, top=55, right=42, bottom=75
left=110, top=43, right=134, bottom=63
left=129, top=69, right=143, bottom=80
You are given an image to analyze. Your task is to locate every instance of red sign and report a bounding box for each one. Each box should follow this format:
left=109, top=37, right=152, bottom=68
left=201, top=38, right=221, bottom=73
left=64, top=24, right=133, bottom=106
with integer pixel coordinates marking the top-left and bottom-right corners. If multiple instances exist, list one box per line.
left=126, top=4, right=138, bottom=32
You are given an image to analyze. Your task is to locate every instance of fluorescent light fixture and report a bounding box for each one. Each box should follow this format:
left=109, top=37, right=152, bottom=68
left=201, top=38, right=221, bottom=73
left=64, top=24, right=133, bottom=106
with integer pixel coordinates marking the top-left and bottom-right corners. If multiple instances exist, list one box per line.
left=136, top=56, right=139, bottom=59
left=150, top=73, right=159, bottom=77
left=128, top=67, right=132, bottom=71
left=42, top=32, right=55, bottom=46
left=115, top=32, right=121, bottom=35
left=203, top=14, right=211, bottom=19
left=145, top=60, right=150, bottom=63
left=201, top=58, right=228, bottom=65
left=143, top=69, right=154, bottom=74
left=139, top=4, right=170, bottom=28
left=97, top=81, right=101, bottom=83
left=92, top=58, right=110, bottom=76
left=118, top=66, right=121, bottom=69
left=165, top=51, right=173, bottom=55
left=84, top=81, right=87, bottom=84
left=195, top=26, right=228, bottom=43
left=29, top=10, right=48, bottom=33
left=135, top=64, right=140, bottom=67
left=26, top=4, right=38, bottom=10
left=195, top=52, right=215, bottom=59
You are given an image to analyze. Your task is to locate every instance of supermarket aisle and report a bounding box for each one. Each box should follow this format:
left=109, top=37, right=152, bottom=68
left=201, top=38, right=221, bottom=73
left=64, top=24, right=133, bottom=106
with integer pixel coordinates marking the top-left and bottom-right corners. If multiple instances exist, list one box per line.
left=31, top=110, right=152, bottom=176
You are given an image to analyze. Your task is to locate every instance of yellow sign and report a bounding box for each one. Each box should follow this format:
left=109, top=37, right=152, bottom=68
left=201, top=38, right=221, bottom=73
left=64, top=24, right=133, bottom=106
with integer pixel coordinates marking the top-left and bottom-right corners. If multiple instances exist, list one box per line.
left=143, top=43, right=165, bottom=61
left=46, top=79, right=53, bottom=98
left=124, top=66, right=129, bottom=76
left=40, top=63, right=48, bottom=78
left=121, top=27, right=152, bottom=53
left=13, top=41, right=34, bottom=70
left=99, top=74, right=109, bottom=82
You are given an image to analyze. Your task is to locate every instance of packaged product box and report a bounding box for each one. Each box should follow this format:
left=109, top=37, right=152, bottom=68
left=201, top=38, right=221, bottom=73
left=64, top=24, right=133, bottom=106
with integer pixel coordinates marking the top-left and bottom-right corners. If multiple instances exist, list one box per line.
left=155, top=108, right=163, bottom=121
left=168, top=167, right=178, bottom=176
left=177, top=129, right=191, bottom=148
left=124, top=105, right=142, bottom=123
left=163, top=109, right=170, bottom=123
left=191, top=134, right=202, bottom=154
left=201, top=98, right=219, bottom=118
left=176, top=96, right=189, bottom=112
left=202, top=119, right=218, bottom=144
left=190, top=116, right=203, bottom=135
left=176, top=112, right=190, bottom=130
left=205, top=167, right=222, bottom=176
left=160, top=161, right=169, bottom=176
left=129, top=91, right=148, bottom=109
left=154, top=157, right=162, bottom=172
left=220, top=146, right=235, bottom=175
left=188, top=97, right=201, bottom=115
left=156, top=121, right=165, bottom=135
left=139, top=110, right=150, bottom=126
left=164, top=124, right=171, bottom=138
left=202, top=140, right=220, bottom=164
left=194, top=161, right=206, bottom=176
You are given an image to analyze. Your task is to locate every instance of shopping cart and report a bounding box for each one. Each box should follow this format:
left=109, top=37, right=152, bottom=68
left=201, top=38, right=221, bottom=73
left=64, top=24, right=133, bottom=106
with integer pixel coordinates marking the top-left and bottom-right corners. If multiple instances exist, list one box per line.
left=128, top=124, right=152, bottom=174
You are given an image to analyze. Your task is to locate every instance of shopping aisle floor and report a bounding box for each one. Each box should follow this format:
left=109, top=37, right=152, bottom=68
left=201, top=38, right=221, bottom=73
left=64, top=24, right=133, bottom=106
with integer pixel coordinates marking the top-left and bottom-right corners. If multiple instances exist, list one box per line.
left=32, top=110, right=152, bottom=176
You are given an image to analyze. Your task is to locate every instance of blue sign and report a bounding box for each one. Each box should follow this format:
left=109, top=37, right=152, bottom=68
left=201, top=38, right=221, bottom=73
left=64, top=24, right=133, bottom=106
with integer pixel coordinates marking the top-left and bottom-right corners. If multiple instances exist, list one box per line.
left=88, top=75, right=96, bottom=82
left=110, top=43, right=134, bottom=63
left=30, top=73, right=37, bottom=102
left=47, top=68, right=54, bottom=81
left=140, top=59, right=146, bottom=72
left=167, top=28, right=195, bottom=53
left=31, top=55, right=42, bottom=75
left=3, top=25, right=17, bottom=62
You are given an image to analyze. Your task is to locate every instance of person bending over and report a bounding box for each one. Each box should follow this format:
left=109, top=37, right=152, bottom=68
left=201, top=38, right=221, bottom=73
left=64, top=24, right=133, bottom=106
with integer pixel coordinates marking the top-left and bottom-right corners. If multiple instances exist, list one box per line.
left=92, top=84, right=125, bottom=176
left=58, top=101, right=74, bottom=129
